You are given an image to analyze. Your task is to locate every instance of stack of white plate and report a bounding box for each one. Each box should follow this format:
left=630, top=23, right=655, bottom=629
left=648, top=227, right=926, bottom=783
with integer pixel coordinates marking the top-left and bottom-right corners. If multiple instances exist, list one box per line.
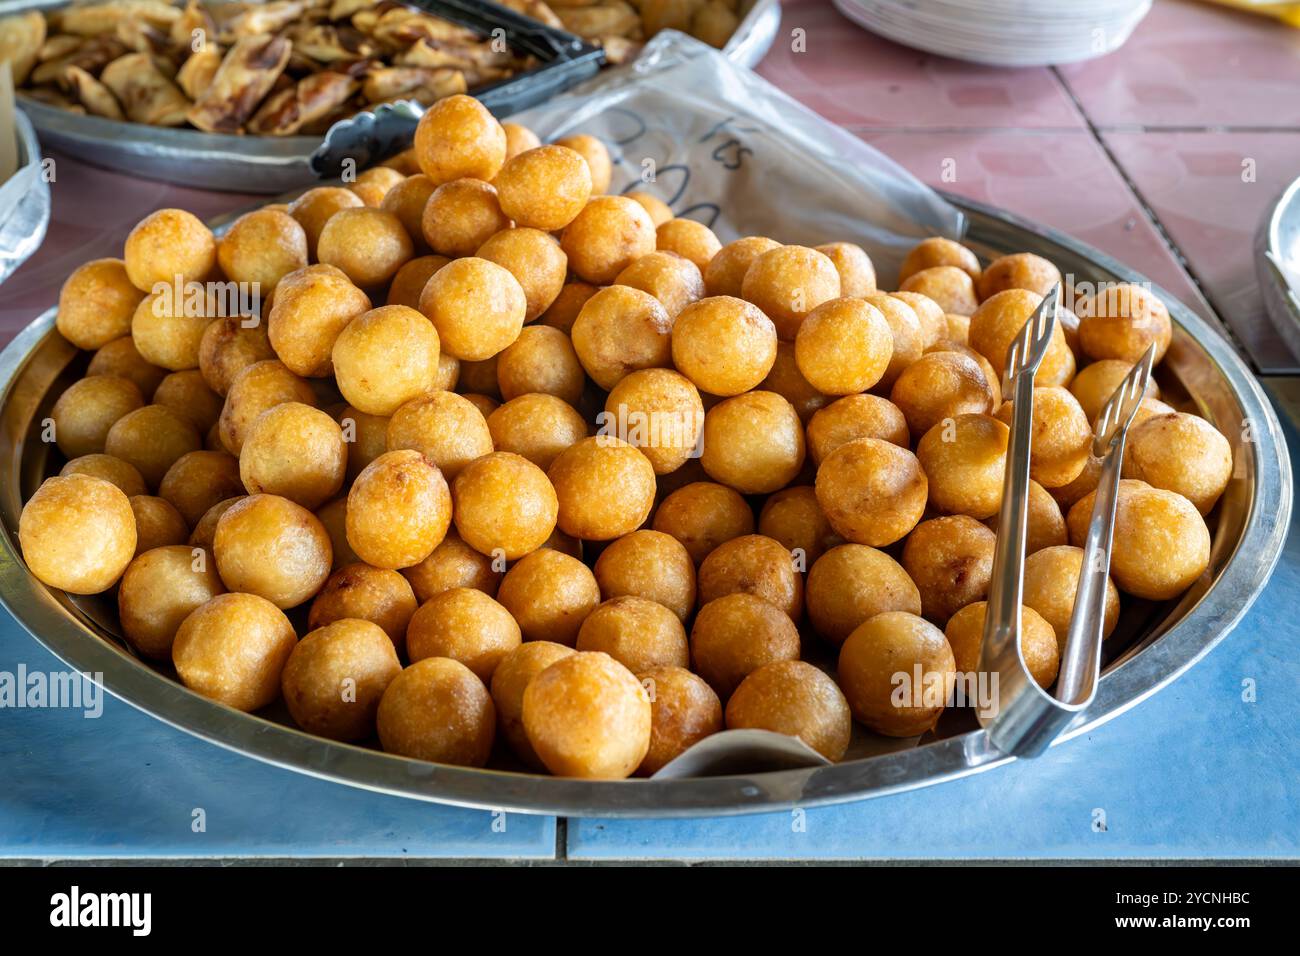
left=832, top=0, right=1153, bottom=67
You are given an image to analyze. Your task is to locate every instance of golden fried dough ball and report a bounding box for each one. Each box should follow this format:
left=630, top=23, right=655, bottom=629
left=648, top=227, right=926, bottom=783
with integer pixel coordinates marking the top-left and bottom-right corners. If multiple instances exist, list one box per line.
left=458, top=357, right=500, bottom=398
left=816, top=438, right=927, bottom=546
left=216, top=209, right=308, bottom=297
left=915, top=413, right=1008, bottom=519
left=1068, top=479, right=1210, bottom=600
left=561, top=196, right=658, bottom=284
left=452, top=451, right=557, bottom=560
left=50, top=375, right=143, bottom=459
left=901, top=515, right=996, bottom=623
left=839, top=611, right=955, bottom=737
left=420, top=178, right=509, bottom=258
left=524, top=651, right=649, bottom=778
left=615, top=250, right=704, bottom=319
left=189, top=495, right=244, bottom=550
left=593, top=529, right=696, bottom=621
left=417, top=256, right=526, bottom=362
left=985, top=478, right=1066, bottom=555
left=795, top=297, right=893, bottom=395
left=806, top=543, right=920, bottom=645
left=238, top=402, right=344, bottom=509
left=281, top=619, right=400, bottom=741
left=491, top=641, right=576, bottom=768
left=655, top=218, right=721, bottom=273
left=740, top=244, right=841, bottom=340
left=153, top=370, right=223, bottom=433
left=486, top=393, right=587, bottom=471
left=476, top=228, right=567, bottom=323
left=816, top=241, right=876, bottom=297
left=346, top=450, right=451, bottom=570
left=547, top=436, right=656, bottom=540
left=726, top=660, right=851, bottom=762
left=901, top=265, right=979, bottom=316
left=214, top=493, right=331, bottom=607
left=387, top=255, right=448, bottom=309
left=502, top=121, right=541, bottom=161
left=87, top=336, right=167, bottom=399
left=807, top=394, right=909, bottom=466
left=892, top=291, right=948, bottom=349
left=379, top=173, right=436, bottom=250
left=413, top=93, right=507, bottom=186
left=307, top=562, right=417, bottom=653
left=267, top=264, right=371, bottom=378
left=498, top=548, right=600, bottom=645
left=889, top=350, right=995, bottom=438
left=977, top=252, right=1061, bottom=300
left=105, top=404, right=201, bottom=489
left=862, top=292, right=925, bottom=390
left=130, top=289, right=213, bottom=371
left=540, top=281, right=598, bottom=334
left=378, top=657, right=496, bottom=766
left=571, top=286, right=672, bottom=390
left=690, top=593, right=800, bottom=700
left=700, top=390, right=804, bottom=494
left=899, top=237, right=982, bottom=285
left=317, top=208, right=414, bottom=289
left=704, top=236, right=780, bottom=298
left=626, top=191, right=673, bottom=227
left=382, top=148, right=421, bottom=175
left=494, top=144, right=593, bottom=232
left=652, top=481, right=753, bottom=564
left=401, top=529, right=502, bottom=602
left=160, top=449, right=241, bottom=529
left=761, top=341, right=828, bottom=424
left=758, top=485, right=840, bottom=567
left=554, top=133, right=612, bottom=194
left=698, top=533, right=802, bottom=620
left=172, top=592, right=296, bottom=712
left=603, top=369, right=704, bottom=475
left=406, top=587, right=521, bottom=682
left=128, top=495, right=188, bottom=553
left=576, top=596, right=689, bottom=673
left=386, top=391, right=493, bottom=481
left=57, top=258, right=146, bottom=349
left=496, top=326, right=584, bottom=405
left=1023, top=545, right=1120, bottom=649
left=20, top=474, right=136, bottom=594
left=198, top=317, right=274, bottom=396
left=1076, top=283, right=1172, bottom=364
left=350, top=166, right=405, bottom=207
left=969, top=289, right=1075, bottom=386
left=1068, top=358, right=1158, bottom=423
left=1123, top=412, right=1231, bottom=515
left=117, top=544, right=224, bottom=659
left=671, top=295, right=777, bottom=397
left=60, top=453, right=146, bottom=497
left=123, top=209, right=216, bottom=292
left=927, top=341, right=1002, bottom=407
left=331, top=305, right=441, bottom=415
left=336, top=405, right=389, bottom=483
left=945, top=601, right=1058, bottom=690
left=218, top=359, right=315, bottom=454
left=636, top=665, right=721, bottom=775
left=999, top=386, right=1092, bottom=488
left=944, top=313, right=971, bottom=345
left=289, top=186, right=365, bottom=257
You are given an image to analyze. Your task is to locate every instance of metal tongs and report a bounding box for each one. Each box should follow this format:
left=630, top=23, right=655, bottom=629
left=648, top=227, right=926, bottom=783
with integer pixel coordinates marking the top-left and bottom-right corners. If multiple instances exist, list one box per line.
left=978, top=284, right=1156, bottom=757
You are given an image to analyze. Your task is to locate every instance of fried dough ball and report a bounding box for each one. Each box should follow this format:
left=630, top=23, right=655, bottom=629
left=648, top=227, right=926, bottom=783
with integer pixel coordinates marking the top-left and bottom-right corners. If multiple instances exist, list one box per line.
left=60, top=453, right=146, bottom=497
left=401, top=529, right=502, bottom=602
left=417, top=256, right=525, bottom=362
left=927, top=341, right=1002, bottom=406
left=457, top=356, right=500, bottom=398
left=289, top=186, right=365, bottom=257
left=1123, top=412, right=1231, bottom=515
left=317, top=208, right=413, bottom=289
left=213, top=493, right=331, bottom=607
left=690, top=593, right=800, bottom=700
left=346, top=450, right=451, bottom=570
left=486, top=394, right=587, bottom=471
left=915, top=413, right=1009, bottom=519
left=726, top=661, right=851, bottom=762
left=603, top=368, right=705, bottom=475
left=20, top=474, right=136, bottom=594
left=615, top=251, right=704, bottom=319
left=1067, top=479, right=1210, bottom=600
left=451, top=451, right=558, bottom=560
left=494, top=144, right=593, bottom=231
left=123, top=209, right=216, bottom=292
left=969, top=289, right=1076, bottom=386
left=548, top=436, right=656, bottom=540
left=336, top=405, right=389, bottom=483
left=1022, top=545, right=1120, bottom=649
left=626, top=191, right=673, bottom=227
left=172, top=592, right=296, bottom=712
left=331, top=305, right=442, bottom=415
left=198, top=317, right=275, bottom=396
left=562, top=196, right=658, bottom=284
left=387, top=255, right=448, bottom=309
left=216, top=209, right=308, bottom=296
left=386, top=391, right=493, bottom=481
left=592, top=529, right=696, bottom=622
left=740, top=244, right=841, bottom=340
left=901, top=265, right=979, bottom=316
left=571, top=287, right=672, bottom=391
left=985, top=478, right=1067, bottom=555
left=760, top=341, right=828, bottom=424
left=839, top=611, right=955, bottom=737
left=307, top=562, right=417, bottom=653
left=554, top=133, right=611, bottom=194
left=700, top=391, right=804, bottom=494
left=379, top=174, right=436, bottom=251
left=130, top=289, right=214, bottom=371
left=540, top=281, right=598, bottom=334
left=377, top=657, right=496, bottom=766
left=999, top=386, right=1092, bottom=488
left=698, top=534, right=802, bottom=620
left=944, top=313, right=971, bottom=345
left=350, top=166, right=405, bottom=206
left=806, top=543, right=920, bottom=645
left=490, top=641, right=575, bottom=768
left=218, top=359, right=315, bottom=454
left=815, top=241, right=876, bottom=297
left=576, top=596, right=689, bottom=673
left=476, top=228, right=567, bottom=323
left=977, top=252, right=1061, bottom=300
left=280, top=619, right=400, bottom=741
left=117, top=544, right=224, bottom=659
left=502, top=121, right=541, bottom=160
left=652, top=481, right=753, bottom=564
left=496, top=326, right=584, bottom=405
left=891, top=291, right=948, bottom=349
left=671, top=295, right=777, bottom=396
left=901, top=516, right=996, bottom=623
left=757, top=485, right=839, bottom=568
left=57, top=259, right=146, bottom=349
left=807, top=394, right=909, bottom=466
left=105, top=404, right=201, bottom=489
left=158, top=450, right=242, bottom=528
left=889, top=350, right=994, bottom=438
left=189, top=495, right=243, bottom=550
left=816, top=438, right=927, bottom=546
left=1068, top=359, right=1159, bottom=423
left=655, top=218, right=721, bottom=273
left=406, top=588, right=521, bottom=682
left=128, top=495, right=188, bottom=553
left=794, top=297, right=893, bottom=395
left=636, top=665, right=722, bottom=776
left=704, top=236, right=780, bottom=298
left=498, top=548, right=600, bottom=645
left=945, top=601, right=1059, bottom=690
left=153, top=370, right=222, bottom=434
left=1076, top=283, right=1172, bottom=364
left=238, top=402, right=345, bottom=509
left=87, top=336, right=167, bottom=399
left=266, top=264, right=371, bottom=378
left=863, top=292, right=925, bottom=390
left=50, top=375, right=144, bottom=459
left=419, top=178, right=509, bottom=258
left=899, top=237, right=982, bottom=285
left=413, top=93, right=507, bottom=186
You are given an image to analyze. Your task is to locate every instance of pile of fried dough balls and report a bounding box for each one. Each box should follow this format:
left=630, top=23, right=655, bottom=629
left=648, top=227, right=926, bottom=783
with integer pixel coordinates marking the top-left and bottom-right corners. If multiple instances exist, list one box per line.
left=21, top=95, right=1229, bottom=778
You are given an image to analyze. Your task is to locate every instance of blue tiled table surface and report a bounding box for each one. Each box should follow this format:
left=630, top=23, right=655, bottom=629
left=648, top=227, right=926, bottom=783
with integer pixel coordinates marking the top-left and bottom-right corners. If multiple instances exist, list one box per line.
left=1, top=383, right=1296, bottom=862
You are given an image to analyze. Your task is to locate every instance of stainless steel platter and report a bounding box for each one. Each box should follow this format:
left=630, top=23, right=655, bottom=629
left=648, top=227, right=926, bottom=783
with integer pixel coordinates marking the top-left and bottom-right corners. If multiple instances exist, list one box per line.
left=1256, top=174, right=1300, bottom=359
left=0, top=192, right=1288, bottom=817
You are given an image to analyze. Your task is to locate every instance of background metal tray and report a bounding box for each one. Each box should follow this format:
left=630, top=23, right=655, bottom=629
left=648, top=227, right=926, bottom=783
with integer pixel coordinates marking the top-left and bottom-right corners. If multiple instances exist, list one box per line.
left=0, top=193, right=1288, bottom=817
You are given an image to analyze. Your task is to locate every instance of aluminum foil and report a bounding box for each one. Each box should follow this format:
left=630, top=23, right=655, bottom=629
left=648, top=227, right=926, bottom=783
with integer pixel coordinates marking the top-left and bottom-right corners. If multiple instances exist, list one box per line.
left=0, top=110, right=49, bottom=285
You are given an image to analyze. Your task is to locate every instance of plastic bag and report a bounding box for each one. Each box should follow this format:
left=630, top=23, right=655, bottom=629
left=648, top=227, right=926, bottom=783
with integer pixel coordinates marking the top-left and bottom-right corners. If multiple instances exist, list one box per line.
left=0, top=111, right=50, bottom=286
